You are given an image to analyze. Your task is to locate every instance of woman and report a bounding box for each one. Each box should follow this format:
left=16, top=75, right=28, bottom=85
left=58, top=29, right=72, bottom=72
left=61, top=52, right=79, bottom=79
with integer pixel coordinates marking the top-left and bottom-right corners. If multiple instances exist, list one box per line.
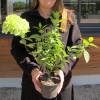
left=11, top=0, right=81, bottom=100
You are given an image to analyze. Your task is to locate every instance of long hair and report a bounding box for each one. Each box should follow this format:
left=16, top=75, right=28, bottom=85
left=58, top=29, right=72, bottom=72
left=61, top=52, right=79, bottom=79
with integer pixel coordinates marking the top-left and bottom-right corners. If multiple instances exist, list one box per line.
left=31, top=0, right=64, bottom=14
left=31, top=0, right=73, bottom=32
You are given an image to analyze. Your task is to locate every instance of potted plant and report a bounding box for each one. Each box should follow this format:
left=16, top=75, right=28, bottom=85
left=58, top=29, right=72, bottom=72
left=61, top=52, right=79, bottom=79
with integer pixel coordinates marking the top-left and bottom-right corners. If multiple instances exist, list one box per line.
left=1, top=12, right=97, bottom=99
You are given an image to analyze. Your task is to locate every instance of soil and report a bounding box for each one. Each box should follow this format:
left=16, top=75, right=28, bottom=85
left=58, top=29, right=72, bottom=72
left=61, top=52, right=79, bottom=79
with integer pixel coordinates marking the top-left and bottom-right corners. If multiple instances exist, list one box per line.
left=39, top=73, right=61, bottom=86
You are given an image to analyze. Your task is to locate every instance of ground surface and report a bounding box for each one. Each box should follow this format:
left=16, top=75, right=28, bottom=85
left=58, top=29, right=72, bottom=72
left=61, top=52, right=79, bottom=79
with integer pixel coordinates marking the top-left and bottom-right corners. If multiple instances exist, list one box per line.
left=0, top=85, right=100, bottom=100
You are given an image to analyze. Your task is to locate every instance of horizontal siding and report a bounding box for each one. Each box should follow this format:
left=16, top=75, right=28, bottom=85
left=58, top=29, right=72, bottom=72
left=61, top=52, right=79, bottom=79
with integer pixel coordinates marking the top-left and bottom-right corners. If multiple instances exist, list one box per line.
left=0, top=38, right=22, bottom=77
left=0, top=37, right=100, bottom=77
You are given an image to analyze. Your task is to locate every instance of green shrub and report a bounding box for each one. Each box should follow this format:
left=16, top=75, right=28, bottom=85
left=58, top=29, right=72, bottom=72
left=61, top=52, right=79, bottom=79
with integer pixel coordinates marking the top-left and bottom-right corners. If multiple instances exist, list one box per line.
left=13, top=1, right=27, bottom=10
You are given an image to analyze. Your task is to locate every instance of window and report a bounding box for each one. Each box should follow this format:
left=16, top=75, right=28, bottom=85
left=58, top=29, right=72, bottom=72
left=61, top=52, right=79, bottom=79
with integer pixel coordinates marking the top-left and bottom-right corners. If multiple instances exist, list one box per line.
left=80, top=0, right=100, bottom=23
left=64, top=0, right=78, bottom=13
left=64, top=0, right=100, bottom=24
left=13, top=0, right=30, bottom=15
left=0, top=0, right=30, bottom=24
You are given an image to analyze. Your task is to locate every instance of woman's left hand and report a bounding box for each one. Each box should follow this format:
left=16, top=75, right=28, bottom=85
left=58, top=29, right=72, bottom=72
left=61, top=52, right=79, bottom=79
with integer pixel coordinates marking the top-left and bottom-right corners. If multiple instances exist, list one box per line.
left=55, top=70, right=64, bottom=94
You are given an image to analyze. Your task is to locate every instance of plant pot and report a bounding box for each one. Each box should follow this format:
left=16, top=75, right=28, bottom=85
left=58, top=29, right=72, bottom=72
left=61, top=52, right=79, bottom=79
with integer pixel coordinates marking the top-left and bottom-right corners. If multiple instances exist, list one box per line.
left=39, top=73, right=60, bottom=99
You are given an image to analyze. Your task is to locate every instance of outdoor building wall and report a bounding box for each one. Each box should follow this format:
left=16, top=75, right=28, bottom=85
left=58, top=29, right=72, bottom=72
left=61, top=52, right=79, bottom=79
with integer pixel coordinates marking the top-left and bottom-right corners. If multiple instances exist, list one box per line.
left=0, top=0, right=100, bottom=26
left=0, top=37, right=100, bottom=77
left=64, top=0, right=100, bottom=24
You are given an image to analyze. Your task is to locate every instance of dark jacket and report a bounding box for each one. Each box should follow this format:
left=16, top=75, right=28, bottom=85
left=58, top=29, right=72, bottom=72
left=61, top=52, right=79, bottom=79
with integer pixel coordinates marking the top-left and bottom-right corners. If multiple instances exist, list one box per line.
left=11, top=9, right=81, bottom=100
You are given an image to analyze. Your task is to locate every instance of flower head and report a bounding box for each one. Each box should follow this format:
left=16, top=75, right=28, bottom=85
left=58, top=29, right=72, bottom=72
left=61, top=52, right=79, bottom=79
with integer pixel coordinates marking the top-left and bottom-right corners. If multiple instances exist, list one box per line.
left=2, top=14, right=29, bottom=38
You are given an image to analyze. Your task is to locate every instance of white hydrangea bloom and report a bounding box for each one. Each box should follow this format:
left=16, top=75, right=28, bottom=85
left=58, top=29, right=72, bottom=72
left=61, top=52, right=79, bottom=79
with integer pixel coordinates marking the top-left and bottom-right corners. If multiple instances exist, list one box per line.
left=2, top=14, right=29, bottom=38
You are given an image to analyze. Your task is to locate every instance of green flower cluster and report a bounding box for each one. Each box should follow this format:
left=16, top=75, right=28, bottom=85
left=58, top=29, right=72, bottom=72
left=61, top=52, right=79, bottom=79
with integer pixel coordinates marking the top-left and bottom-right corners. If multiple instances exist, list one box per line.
left=2, top=14, right=29, bottom=38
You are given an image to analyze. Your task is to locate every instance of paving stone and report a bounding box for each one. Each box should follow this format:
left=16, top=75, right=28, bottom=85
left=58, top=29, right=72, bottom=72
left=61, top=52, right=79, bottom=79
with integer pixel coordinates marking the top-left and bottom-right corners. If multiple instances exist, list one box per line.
left=0, top=85, right=100, bottom=100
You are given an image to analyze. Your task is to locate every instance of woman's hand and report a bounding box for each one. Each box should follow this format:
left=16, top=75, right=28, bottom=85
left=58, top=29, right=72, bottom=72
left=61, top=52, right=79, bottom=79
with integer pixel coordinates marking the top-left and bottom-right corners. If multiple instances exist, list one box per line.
left=31, top=68, right=42, bottom=93
left=55, top=70, right=64, bottom=94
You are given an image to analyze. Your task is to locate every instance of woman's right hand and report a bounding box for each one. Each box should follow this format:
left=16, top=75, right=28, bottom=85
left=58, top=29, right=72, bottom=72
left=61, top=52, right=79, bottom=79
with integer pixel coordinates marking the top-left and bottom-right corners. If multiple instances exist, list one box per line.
left=31, top=68, right=42, bottom=93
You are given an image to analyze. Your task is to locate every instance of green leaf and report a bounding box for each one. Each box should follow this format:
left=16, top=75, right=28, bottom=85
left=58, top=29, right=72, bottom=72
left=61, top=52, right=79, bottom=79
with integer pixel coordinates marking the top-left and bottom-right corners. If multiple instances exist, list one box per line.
left=71, top=45, right=79, bottom=49
left=20, top=39, right=26, bottom=45
left=89, top=43, right=98, bottom=48
left=67, top=46, right=72, bottom=52
left=83, top=50, right=90, bottom=63
left=88, top=37, right=94, bottom=42
left=83, top=39, right=89, bottom=47
left=27, top=43, right=35, bottom=48
left=29, top=34, right=41, bottom=41
left=24, top=38, right=32, bottom=42
left=41, top=57, right=48, bottom=61
left=39, top=23, right=42, bottom=28
left=73, top=56, right=77, bottom=60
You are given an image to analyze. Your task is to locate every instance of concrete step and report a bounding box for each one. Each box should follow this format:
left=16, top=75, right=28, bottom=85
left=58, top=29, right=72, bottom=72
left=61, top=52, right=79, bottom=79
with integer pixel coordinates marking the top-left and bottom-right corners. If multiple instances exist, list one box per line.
left=0, top=85, right=100, bottom=100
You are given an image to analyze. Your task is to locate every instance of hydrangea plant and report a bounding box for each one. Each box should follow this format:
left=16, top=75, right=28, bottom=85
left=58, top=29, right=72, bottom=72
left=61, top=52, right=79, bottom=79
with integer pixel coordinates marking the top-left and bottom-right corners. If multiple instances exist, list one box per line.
left=20, top=12, right=69, bottom=72
left=1, top=12, right=97, bottom=73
